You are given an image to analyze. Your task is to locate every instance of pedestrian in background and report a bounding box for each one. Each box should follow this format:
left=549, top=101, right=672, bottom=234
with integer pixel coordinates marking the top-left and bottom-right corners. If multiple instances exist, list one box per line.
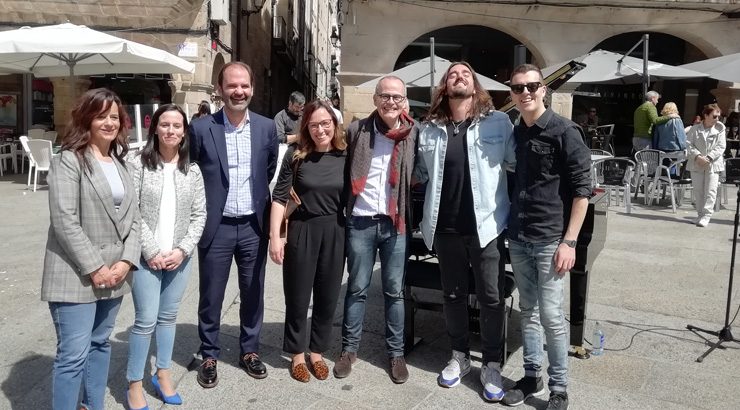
left=414, top=61, right=515, bottom=402
left=191, top=100, right=211, bottom=122
left=125, top=104, right=206, bottom=408
left=274, top=91, right=306, bottom=145
left=190, top=61, right=278, bottom=388
left=633, top=91, right=678, bottom=152
left=41, top=88, right=140, bottom=410
left=652, top=102, right=687, bottom=154
left=269, top=100, right=348, bottom=383
left=687, top=103, right=726, bottom=228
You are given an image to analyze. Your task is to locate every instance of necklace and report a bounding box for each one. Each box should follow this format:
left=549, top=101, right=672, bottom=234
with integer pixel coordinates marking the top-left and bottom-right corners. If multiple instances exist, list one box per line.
left=451, top=119, right=466, bottom=136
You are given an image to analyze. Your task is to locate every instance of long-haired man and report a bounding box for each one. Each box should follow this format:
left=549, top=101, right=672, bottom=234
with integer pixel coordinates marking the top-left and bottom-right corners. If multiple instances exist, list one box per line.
left=413, top=62, right=515, bottom=402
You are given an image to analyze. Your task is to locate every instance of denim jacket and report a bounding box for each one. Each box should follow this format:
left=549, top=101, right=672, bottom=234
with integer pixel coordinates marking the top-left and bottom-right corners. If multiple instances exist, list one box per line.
left=413, top=111, right=515, bottom=250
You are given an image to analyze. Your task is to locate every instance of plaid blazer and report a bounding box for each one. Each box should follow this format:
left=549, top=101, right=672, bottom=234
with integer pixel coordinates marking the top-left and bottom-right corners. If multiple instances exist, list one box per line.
left=41, top=150, right=141, bottom=303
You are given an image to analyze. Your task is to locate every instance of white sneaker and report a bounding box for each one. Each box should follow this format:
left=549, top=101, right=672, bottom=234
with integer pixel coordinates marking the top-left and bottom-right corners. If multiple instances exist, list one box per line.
left=437, top=350, right=470, bottom=388
left=480, top=361, right=505, bottom=402
left=696, top=216, right=711, bottom=227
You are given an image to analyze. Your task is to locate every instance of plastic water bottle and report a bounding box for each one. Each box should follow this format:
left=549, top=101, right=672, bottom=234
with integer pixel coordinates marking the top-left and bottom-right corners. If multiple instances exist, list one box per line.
left=592, top=321, right=605, bottom=356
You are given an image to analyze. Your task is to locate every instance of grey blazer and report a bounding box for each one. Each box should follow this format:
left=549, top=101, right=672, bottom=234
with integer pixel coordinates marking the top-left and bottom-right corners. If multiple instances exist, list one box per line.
left=41, top=150, right=141, bottom=303
left=127, top=154, right=206, bottom=260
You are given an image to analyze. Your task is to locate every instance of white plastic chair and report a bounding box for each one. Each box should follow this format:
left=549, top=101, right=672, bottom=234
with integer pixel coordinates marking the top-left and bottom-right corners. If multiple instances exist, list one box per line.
left=0, top=142, right=17, bottom=176
left=27, top=128, right=45, bottom=140
left=647, top=158, right=689, bottom=213
left=593, top=157, right=635, bottom=213
left=19, top=136, right=33, bottom=186
left=633, top=149, right=664, bottom=204
left=26, top=139, right=52, bottom=191
left=42, top=130, right=58, bottom=143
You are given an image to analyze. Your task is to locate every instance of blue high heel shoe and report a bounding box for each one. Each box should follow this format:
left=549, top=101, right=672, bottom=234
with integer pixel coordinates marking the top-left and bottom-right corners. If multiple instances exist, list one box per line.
left=151, top=374, right=183, bottom=405
left=126, top=389, right=149, bottom=410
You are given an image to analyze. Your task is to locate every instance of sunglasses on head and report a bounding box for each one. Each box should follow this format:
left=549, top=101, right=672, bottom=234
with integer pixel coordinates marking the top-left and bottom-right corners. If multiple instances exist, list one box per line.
left=510, top=82, right=543, bottom=94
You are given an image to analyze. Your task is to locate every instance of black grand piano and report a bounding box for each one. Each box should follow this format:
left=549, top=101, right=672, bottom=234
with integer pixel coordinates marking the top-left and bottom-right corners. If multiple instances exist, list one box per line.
left=403, top=190, right=608, bottom=360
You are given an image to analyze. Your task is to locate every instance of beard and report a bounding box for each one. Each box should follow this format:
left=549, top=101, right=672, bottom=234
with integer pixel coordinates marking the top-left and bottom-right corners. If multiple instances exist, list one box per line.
left=448, top=86, right=474, bottom=99
left=224, top=95, right=251, bottom=112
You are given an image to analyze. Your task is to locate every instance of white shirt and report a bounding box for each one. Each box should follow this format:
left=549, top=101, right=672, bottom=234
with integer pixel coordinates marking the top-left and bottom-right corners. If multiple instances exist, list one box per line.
left=98, top=159, right=124, bottom=210
left=155, top=163, right=177, bottom=252
left=352, top=125, right=394, bottom=216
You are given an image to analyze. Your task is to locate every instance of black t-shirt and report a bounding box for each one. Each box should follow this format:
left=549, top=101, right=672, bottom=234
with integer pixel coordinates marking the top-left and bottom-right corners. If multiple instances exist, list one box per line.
left=273, top=147, right=348, bottom=219
left=437, top=119, right=476, bottom=234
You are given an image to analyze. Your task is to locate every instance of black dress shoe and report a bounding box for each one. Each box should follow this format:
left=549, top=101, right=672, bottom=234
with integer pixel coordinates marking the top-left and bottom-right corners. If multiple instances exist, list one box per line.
left=239, top=352, right=268, bottom=379
left=197, top=357, right=218, bottom=388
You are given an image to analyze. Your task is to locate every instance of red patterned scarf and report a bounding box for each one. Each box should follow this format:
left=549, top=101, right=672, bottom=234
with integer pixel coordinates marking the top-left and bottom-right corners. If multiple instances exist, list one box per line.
left=351, top=110, right=414, bottom=233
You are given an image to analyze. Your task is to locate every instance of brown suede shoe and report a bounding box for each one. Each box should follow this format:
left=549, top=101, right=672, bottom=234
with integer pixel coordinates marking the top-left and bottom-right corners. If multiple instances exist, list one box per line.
left=389, top=356, right=409, bottom=384
left=310, top=359, right=330, bottom=380
left=333, top=351, right=357, bottom=378
left=290, top=362, right=310, bottom=383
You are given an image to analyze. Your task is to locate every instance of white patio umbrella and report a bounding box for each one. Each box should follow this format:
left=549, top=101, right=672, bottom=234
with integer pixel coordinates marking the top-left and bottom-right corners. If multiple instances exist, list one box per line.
left=359, top=56, right=509, bottom=91
left=541, top=49, right=707, bottom=84
left=0, top=23, right=195, bottom=77
left=678, top=52, right=740, bottom=83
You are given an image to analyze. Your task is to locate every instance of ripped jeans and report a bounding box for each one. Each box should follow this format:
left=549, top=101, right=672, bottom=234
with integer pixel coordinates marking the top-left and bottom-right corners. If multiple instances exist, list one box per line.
left=434, top=232, right=506, bottom=364
left=342, top=215, right=407, bottom=357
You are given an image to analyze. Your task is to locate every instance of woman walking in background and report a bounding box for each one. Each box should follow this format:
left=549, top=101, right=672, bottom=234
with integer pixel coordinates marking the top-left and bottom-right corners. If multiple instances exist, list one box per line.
left=687, top=103, right=726, bottom=228
left=268, top=100, right=348, bottom=383
left=42, top=88, right=140, bottom=410
left=126, top=104, right=206, bottom=409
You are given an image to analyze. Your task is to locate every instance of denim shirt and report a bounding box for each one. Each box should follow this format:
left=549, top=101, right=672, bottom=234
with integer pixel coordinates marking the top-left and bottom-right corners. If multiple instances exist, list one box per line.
left=413, top=111, right=515, bottom=250
left=508, top=108, right=592, bottom=243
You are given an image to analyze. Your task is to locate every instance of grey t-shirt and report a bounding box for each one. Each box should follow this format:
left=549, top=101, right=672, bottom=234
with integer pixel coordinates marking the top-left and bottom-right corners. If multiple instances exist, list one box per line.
left=98, top=159, right=124, bottom=209
left=274, top=109, right=301, bottom=143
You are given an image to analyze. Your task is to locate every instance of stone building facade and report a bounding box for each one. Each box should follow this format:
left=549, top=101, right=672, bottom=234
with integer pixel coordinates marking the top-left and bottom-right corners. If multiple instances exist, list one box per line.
left=336, top=0, right=740, bottom=123
left=0, top=0, right=340, bottom=135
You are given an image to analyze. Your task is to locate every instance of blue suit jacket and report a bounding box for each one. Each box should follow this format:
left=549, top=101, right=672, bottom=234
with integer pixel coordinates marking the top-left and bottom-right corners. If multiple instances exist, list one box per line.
left=189, top=109, right=278, bottom=248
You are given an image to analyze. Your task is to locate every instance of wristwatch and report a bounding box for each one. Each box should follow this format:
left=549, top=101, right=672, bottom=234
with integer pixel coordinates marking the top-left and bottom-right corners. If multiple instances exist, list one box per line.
left=561, top=239, right=577, bottom=248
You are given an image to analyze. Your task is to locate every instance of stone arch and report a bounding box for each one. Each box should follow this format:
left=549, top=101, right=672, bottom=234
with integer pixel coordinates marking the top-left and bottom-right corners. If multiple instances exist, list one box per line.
left=211, top=53, right=226, bottom=88
left=395, top=23, right=545, bottom=75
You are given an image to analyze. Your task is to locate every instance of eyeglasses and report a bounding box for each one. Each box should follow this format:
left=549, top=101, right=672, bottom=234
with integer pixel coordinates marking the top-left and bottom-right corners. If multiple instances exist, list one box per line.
left=712, top=115, right=720, bottom=119
left=510, top=82, right=543, bottom=94
left=308, top=119, right=334, bottom=131
left=376, top=93, right=406, bottom=103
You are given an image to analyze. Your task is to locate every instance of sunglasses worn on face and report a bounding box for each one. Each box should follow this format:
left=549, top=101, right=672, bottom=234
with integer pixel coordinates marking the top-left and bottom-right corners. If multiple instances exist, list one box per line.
left=510, top=82, right=542, bottom=94
left=712, top=115, right=720, bottom=119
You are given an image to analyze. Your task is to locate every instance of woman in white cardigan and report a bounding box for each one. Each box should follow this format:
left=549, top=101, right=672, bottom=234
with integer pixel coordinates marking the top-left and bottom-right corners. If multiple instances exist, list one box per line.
left=126, top=104, right=206, bottom=409
left=687, top=103, right=726, bottom=227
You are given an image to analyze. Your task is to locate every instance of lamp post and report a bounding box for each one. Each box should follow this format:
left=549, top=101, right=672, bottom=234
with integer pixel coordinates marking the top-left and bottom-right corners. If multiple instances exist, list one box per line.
left=330, top=28, right=340, bottom=47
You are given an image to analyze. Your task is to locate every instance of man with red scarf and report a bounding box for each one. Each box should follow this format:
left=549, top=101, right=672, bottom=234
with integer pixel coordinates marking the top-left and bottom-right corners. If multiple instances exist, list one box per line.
left=333, top=75, right=416, bottom=384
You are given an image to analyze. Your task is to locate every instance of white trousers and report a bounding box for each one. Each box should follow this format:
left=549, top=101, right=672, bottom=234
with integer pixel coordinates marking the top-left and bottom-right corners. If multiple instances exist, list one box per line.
left=692, top=169, right=719, bottom=218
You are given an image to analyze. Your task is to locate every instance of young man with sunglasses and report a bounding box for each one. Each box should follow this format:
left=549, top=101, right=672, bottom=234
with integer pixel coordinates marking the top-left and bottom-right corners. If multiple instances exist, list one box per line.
left=334, top=75, right=416, bottom=384
left=414, top=62, right=515, bottom=402
left=503, top=64, right=591, bottom=410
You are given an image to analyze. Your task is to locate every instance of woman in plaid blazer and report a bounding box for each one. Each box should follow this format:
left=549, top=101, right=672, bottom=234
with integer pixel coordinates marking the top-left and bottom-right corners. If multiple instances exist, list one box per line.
left=41, top=88, right=140, bottom=410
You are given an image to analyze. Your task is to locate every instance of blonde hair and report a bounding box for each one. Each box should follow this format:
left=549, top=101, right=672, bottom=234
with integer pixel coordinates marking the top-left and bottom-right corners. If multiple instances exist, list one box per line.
left=661, top=102, right=679, bottom=116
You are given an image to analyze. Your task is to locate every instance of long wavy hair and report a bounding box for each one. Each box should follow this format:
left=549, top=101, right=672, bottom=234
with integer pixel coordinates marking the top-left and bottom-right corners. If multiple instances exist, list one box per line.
left=61, top=88, right=130, bottom=170
left=293, top=100, right=346, bottom=161
left=426, top=61, right=494, bottom=123
left=140, top=104, right=190, bottom=173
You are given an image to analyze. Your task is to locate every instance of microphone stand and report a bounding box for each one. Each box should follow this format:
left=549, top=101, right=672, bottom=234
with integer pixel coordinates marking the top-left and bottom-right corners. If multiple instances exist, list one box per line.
left=686, top=186, right=740, bottom=362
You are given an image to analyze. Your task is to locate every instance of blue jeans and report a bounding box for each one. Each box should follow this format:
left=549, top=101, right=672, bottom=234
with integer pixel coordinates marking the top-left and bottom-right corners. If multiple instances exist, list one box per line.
left=342, top=215, right=407, bottom=357
left=127, top=257, right=192, bottom=381
left=49, top=297, right=123, bottom=410
left=508, top=240, right=568, bottom=392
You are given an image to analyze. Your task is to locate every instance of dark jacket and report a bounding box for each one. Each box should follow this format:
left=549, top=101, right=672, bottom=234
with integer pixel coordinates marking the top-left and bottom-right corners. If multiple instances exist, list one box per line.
left=189, top=109, right=278, bottom=247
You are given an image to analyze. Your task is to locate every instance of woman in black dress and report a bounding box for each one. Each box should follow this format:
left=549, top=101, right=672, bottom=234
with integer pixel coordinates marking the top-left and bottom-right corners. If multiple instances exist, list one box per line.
left=269, top=100, right=348, bottom=383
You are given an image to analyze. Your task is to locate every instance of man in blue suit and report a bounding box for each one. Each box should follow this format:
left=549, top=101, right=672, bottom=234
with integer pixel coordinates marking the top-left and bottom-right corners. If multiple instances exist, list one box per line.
left=189, top=61, right=278, bottom=388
